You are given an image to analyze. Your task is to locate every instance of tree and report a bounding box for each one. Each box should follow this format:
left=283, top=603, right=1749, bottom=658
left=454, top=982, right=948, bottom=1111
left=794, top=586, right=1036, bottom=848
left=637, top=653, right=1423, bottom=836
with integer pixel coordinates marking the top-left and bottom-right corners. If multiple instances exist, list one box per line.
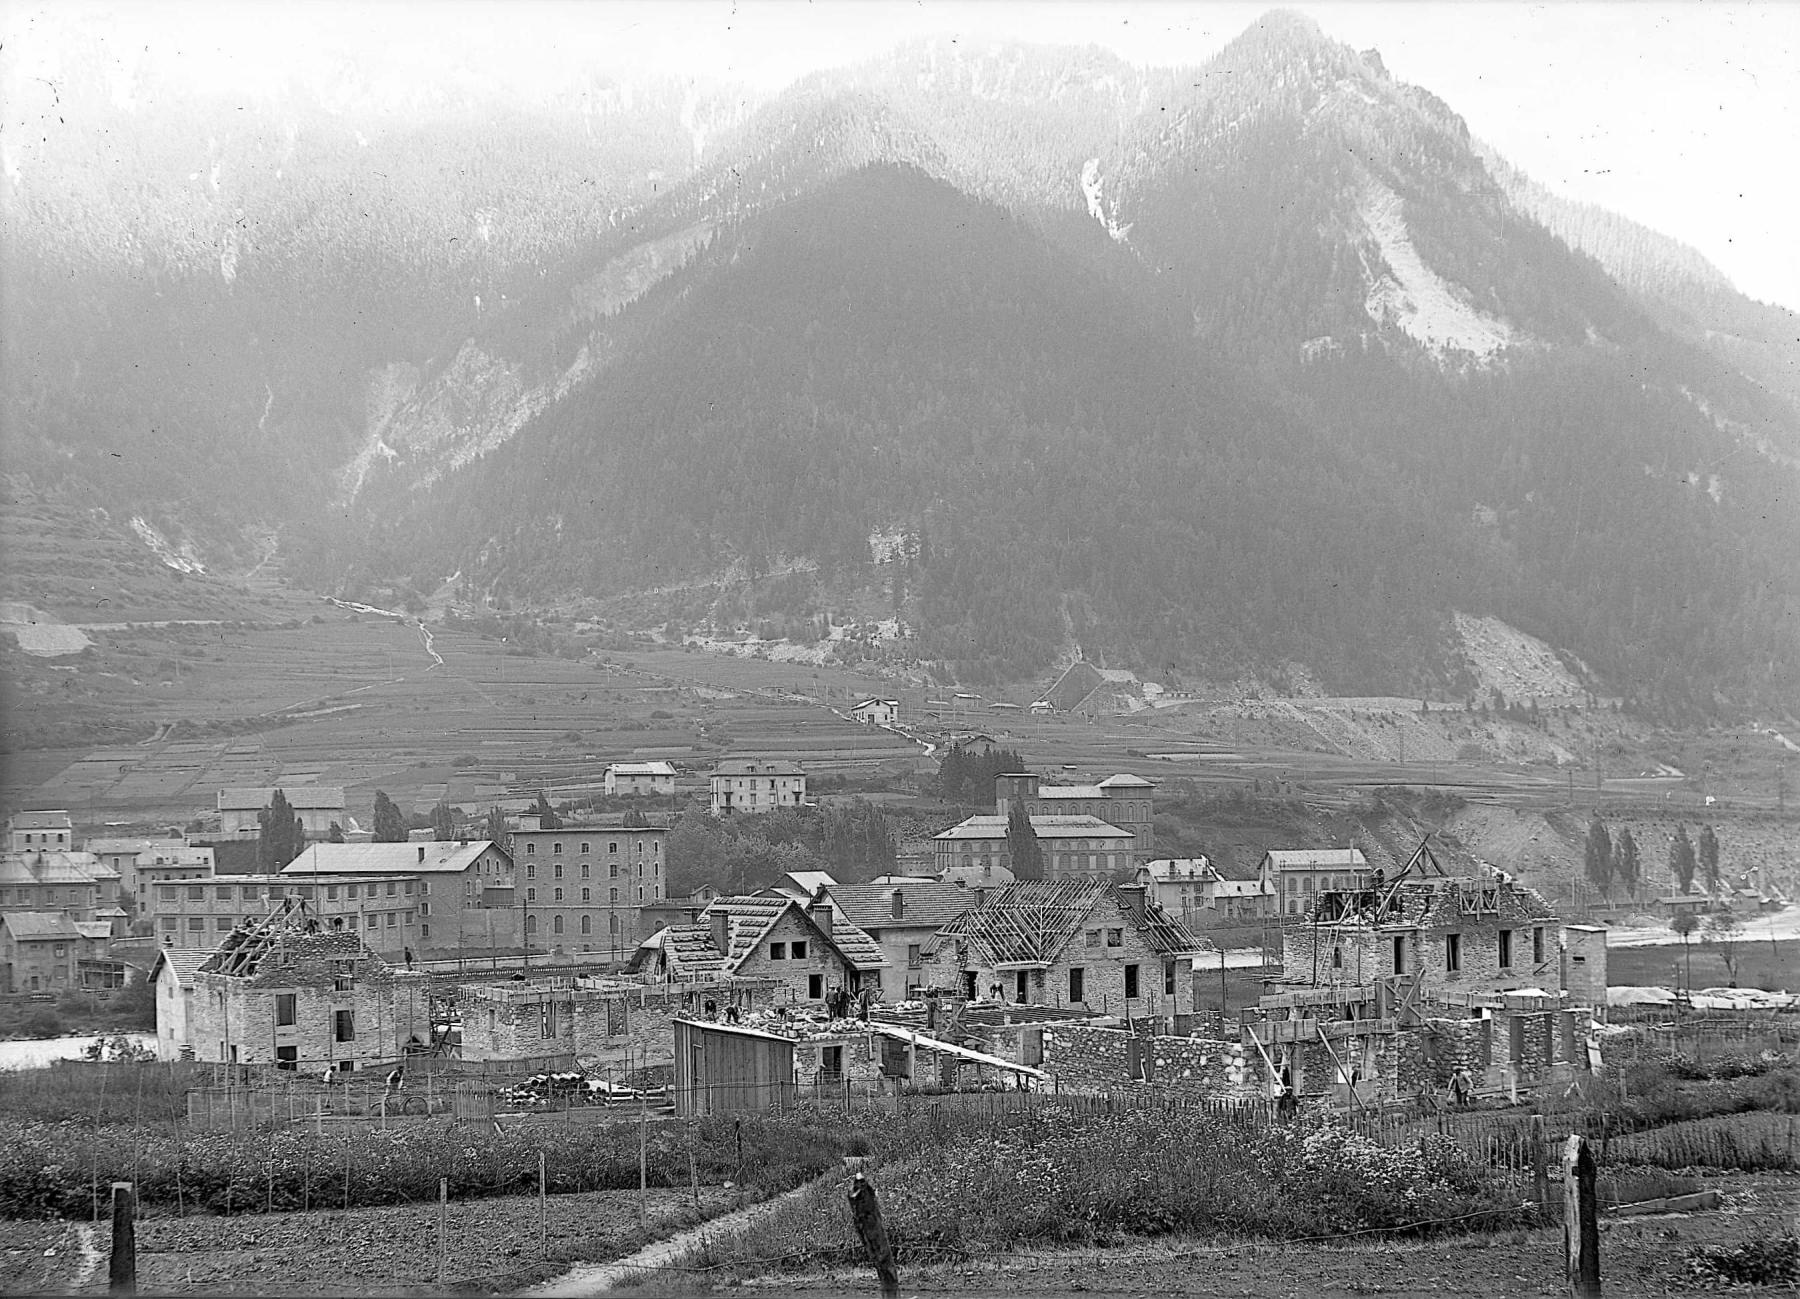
left=327, top=821, right=346, bottom=843
left=372, top=790, right=408, bottom=843
left=431, top=801, right=454, bottom=841
left=484, top=806, right=508, bottom=846
left=1698, top=823, right=1721, bottom=894
left=621, top=808, right=651, bottom=829
left=1670, top=909, right=1697, bottom=993
left=1669, top=824, right=1697, bottom=894
left=1583, top=815, right=1614, bottom=897
left=1614, top=827, right=1640, bottom=896
left=533, top=790, right=562, bottom=830
left=1702, top=909, right=1745, bottom=986
left=1005, top=801, right=1044, bottom=880
left=257, top=789, right=307, bottom=871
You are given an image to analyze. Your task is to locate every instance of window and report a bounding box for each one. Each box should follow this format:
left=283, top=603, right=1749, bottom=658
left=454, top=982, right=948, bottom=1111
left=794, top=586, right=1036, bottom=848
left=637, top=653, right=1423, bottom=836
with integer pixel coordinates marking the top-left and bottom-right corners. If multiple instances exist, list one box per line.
left=610, top=888, right=619, bottom=904
left=581, top=887, right=591, bottom=902
left=387, top=881, right=397, bottom=896
left=791, top=941, right=808, bottom=959
left=216, top=917, right=232, bottom=931
left=808, top=974, right=823, bottom=999
left=552, top=914, right=563, bottom=935
left=1445, top=932, right=1462, bottom=973
left=1331, top=946, right=1342, bottom=969
left=1106, top=928, right=1123, bottom=948
left=609, top=863, right=619, bottom=878
left=275, top=1046, right=298, bottom=1071
left=386, top=913, right=397, bottom=927
left=553, top=842, right=563, bottom=855
left=526, top=844, right=535, bottom=856
left=346, top=884, right=359, bottom=900
left=346, top=915, right=358, bottom=929
left=1532, top=927, right=1545, bottom=964
left=527, top=888, right=537, bottom=902
left=581, top=864, right=591, bottom=879
left=637, top=887, right=645, bottom=901
left=1164, top=961, right=1176, bottom=995
left=581, top=842, right=590, bottom=854
left=1085, top=929, right=1101, bottom=948
left=608, top=841, right=618, bottom=854
left=1069, top=967, right=1086, bottom=1003
left=553, top=863, right=563, bottom=879
left=526, top=863, right=535, bottom=878
left=334, top=1009, right=355, bottom=1043
left=276, top=993, right=297, bottom=1026
left=1498, top=929, right=1513, bottom=968
left=53, top=944, right=66, bottom=958
left=526, top=915, right=538, bottom=934
left=187, top=917, right=205, bottom=931
left=160, top=917, right=176, bottom=932
left=187, top=885, right=205, bottom=901
left=553, top=887, right=564, bottom=902
left=581, top=915, right=592, bottom=935
left=419, top=901, right=430, bottom=916
left=421, top=923, right=431, bottom=939
left=1124, top=964, right=1140, bottom=998
left=327, top=885, right=339, bottom=901
left=334, top=961, right=354, bottom=991
left=907, top=943, right=923, bottom=968
left=771, top=942, right=787, bottom=960
left=1392, top=935, right=1407, bottom=975
left=159, top=886, right=176, bottom=905
left=216, top=886, right=235, bottom=901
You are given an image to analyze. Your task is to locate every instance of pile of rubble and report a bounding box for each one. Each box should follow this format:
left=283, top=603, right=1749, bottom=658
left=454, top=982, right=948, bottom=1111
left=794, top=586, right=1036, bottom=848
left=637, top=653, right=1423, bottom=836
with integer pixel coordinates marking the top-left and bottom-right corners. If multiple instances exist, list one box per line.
left=497, top=1072, right=669, bottom=1108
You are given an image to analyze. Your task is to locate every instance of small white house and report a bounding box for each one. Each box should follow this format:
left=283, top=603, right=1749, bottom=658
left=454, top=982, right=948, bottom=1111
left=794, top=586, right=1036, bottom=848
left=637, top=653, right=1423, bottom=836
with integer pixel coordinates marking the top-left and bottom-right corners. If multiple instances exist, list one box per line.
left=850, top=698, right=899, bottom=727
left=604, top=761, right=678, bottom=797
left=151, top=948, right=209, bottom=1060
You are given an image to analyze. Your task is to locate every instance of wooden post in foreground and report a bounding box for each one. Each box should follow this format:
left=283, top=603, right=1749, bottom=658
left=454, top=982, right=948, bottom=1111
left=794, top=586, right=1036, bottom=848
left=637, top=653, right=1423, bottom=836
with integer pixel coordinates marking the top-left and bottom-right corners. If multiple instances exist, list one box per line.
left=846, top=1172, right=899, bottom=1299
left=638, top=1092, right=648, bottom=1224
left=437, top=1177, right=448, bottom=1285
left=538, top=1150, right=547, bottom=1257
left=1563, top=1134, right=1601, bottom=1297
left=1531, top=1114, right=1549, bottom=1211
left=108, top=1182, right=135, bottom=1296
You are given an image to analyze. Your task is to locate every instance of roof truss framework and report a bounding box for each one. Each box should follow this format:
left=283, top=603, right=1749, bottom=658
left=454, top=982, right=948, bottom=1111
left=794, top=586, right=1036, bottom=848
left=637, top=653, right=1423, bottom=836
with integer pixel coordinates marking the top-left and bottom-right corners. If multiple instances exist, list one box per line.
left=199, top=896, right=320, bottom=978
left=931, top=880, right=1106, bottom=967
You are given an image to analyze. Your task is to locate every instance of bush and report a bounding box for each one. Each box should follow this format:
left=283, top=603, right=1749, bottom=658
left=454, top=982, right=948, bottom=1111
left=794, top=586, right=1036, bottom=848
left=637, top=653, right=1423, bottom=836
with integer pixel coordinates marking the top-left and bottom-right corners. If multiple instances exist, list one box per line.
left=1688, top=1236, right=1799, bottom=1287
left=21, top=1008, right=63, bottom=1038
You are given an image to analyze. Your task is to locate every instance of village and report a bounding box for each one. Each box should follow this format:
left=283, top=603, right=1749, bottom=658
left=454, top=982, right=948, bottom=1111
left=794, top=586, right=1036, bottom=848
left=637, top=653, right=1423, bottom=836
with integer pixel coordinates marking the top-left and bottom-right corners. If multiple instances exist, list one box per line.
left=4, top=715, right=1797, bottom=1296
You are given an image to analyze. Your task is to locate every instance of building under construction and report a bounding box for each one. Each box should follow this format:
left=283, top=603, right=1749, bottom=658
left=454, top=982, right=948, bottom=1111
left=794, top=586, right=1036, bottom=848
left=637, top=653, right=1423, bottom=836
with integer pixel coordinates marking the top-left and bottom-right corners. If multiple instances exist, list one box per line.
left=185, top=897, right=430, bottom=1070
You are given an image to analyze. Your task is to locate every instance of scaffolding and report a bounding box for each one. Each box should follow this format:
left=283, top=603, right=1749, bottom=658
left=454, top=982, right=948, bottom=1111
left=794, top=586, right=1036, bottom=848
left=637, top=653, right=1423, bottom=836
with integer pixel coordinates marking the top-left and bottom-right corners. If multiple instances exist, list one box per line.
left=198, top=895, right=331, bottom=978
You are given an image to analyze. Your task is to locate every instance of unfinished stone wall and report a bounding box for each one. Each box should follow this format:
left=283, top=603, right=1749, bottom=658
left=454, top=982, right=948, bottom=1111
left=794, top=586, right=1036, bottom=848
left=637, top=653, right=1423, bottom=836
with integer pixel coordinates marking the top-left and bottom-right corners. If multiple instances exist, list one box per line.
left=1041, top=1023, right=1255, bottom=1099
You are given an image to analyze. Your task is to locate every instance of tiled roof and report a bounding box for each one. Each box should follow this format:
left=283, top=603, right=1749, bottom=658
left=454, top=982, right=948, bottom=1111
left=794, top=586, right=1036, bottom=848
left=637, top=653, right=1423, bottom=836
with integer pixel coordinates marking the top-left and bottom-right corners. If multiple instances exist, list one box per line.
left=1213, top=879, right=1273, bottom=898
left=648, top=895, right=888, bottom=977
left=11, top=810, right=72, bottom=829
left=218, top=787, right=346, bottom=811
left=151, top=947, right=211, bottom=988
left=608, top=761, right=676, bottom=776
left=829, top=882, right=973, bottom=931
left=927, top=880, right=1212, bottom=966
left=85, top=838, right=181, bottom=856
left=712, top=759, right=805, bottom=777
left=75, top=921, right=115, bottom=941
left=282, top=841, right=503, bottom=875
left=1097, top=774, right=1156, bottom=789
left=0, top=851, right=105, bottom=886
left=1, top=912, right=84, bottom=940
left=1141, top=857, right=1216, bottom=882
left=1037, top=785, right=1105, bottom=799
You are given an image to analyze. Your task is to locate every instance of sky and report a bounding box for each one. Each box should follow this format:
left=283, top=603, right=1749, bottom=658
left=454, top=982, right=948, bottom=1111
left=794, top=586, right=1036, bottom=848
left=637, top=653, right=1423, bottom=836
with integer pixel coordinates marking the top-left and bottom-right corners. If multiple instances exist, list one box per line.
left=5, top=0, right=1797, bottom=310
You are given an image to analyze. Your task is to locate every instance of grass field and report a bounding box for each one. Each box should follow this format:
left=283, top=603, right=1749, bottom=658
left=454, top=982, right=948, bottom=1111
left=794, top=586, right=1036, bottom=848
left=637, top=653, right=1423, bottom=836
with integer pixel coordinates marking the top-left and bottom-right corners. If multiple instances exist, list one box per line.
left=1607, top=938, right=1800, bottom=992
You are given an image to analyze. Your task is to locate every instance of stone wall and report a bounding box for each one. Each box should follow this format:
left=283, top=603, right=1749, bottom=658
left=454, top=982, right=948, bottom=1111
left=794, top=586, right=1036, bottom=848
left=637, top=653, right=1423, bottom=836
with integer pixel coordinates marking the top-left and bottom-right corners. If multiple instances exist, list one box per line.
left=1041, top=1023, right=1256, bottom=1099
left=1283, top=915, right=1562, bottom=1002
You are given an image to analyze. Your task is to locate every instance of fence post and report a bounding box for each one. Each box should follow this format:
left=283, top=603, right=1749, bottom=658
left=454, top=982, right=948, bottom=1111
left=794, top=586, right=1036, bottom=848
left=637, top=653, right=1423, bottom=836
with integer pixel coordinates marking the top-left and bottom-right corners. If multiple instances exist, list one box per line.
left=846, top=1173, right=900, bottom=1299
left=1564, top=1135, right=1601, bottom=1298
left=1532, top=1115, right=1549, bottom=1211
left=539, top=1150, right=547, bottom=1258
left=108, top=1182, right=135, bottom=1296
left=437, top=1177, right=448, bottom=1285
left=638, top=1092, right=648, bottom=1224
left=688, top=1122, right=700, bottom=1209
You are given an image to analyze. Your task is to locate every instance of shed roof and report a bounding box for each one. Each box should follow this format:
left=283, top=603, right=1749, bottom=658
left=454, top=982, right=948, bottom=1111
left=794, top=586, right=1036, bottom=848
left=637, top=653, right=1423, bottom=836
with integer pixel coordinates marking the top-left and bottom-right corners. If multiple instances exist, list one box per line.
left=712, top=759, right=805, bottom=778
left=608, top=761, right=677, bottom=777
left=282, top=841, right=502, bottom=876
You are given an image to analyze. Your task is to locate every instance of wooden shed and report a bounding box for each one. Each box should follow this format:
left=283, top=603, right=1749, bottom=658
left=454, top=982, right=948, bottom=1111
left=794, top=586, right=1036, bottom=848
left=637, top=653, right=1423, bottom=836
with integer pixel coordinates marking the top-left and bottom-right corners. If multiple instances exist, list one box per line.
left=673, top=1018, right=798, bottom=1116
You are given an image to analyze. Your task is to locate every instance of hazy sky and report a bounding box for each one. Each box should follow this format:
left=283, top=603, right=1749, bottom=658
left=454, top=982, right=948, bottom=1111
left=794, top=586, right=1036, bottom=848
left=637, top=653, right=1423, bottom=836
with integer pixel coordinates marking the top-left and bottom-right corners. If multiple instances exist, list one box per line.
left=7, top=0, right=1797, bottom=310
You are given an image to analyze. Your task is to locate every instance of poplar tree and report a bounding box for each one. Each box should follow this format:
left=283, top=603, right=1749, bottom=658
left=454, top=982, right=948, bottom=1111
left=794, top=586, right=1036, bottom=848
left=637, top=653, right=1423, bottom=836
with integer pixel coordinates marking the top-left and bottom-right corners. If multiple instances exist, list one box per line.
left=372, top=791, right=408, bottom=842
left=1006, top=801, right=1044, bottom=880
left=1583, top=815, right=1614, bottom=896
left=1698, top=823, right=1721, bottom=893
left=1669, top=824, right=1697, bottom=894
left=257, top=789, right=307, bottom=871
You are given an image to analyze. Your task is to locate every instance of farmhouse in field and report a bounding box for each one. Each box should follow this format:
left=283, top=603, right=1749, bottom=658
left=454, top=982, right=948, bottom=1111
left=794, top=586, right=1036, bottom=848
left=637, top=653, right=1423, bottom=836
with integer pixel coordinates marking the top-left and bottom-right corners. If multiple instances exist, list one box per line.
left=217, top=786, right=348, bottom=839
left=629, top=894, right=886, bottom=1003
left=849, top=698, right=899, bottom=726
left=604, top=761, right=677, bottom=797
left=709, top=759, right=807, bottom=815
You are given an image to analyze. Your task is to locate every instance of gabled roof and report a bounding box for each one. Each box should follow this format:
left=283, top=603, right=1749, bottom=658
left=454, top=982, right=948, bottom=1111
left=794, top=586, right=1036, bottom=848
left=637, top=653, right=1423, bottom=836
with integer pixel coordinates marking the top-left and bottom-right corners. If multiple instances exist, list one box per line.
left=1140, top=857, right=1216, bottom=882
left=1097, top=774, right=1156, bottom=789
left=608, top=761, right=677, bottom=776
left=1, top=911, right=85, bottom=940
left=0, top=851, right=105, bottom=886
left=926, top=880, right=1212, bottom=967
left=1214, top=879, right=1274, bottom=898
left=768, top=870, right=839, bottom=902
left=828, top=882, right=973, bottom=931
left=281, top=841, right=505, bottom=875
left=1037, top=784, right=1105, bottom=800
left=85, top=837, right=182, bottom=856
left=218, top=787, right=346, bottom=811
left=1262, top=849, right=1368, bottom=870
left=75, top=921, right=115, bottom=941
left=642, top=895, right=887, bottom=978
left=151, top=947, right=211, bottom=988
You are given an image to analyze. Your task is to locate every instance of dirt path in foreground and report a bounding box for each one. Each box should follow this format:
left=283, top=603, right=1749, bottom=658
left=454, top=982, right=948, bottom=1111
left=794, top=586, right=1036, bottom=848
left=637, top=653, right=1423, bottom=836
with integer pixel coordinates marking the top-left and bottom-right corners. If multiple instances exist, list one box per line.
left=525, top=1174, right=835, bottom=1297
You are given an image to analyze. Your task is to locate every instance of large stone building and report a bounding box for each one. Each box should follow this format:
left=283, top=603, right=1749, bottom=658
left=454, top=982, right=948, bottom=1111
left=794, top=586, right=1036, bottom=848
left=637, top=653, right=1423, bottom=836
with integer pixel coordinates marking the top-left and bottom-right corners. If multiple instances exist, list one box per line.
left=183, top=902, right=429, bottom=1070
left=920, top=879, right=1209, bottom=1026
left=135, top=846, right=221, bottom=923
left=709, top=759, right=806, bottom=816
left=995, top=773, right=1157, bottom=862
left=85, top=836, right=186, bottom=900
left=632, top=895, right=886, bottom=1004
left=0, top=850, right=118, bottom=928
left=9, top=810, right=74, bottom=853
left=0, top=912, right=116, bottom=993
left=151, top=873, right=422, bottom=960
left=932, top=815, right=1134, bottom=880
left=1260, top=848, right=1371, bottom=917
left=282, top=841, right=514, bottom=956
left=1136, top=858, right=1275, bottom=925
left=510, top=824, right=669, bottom=958
left=217, top=787, right=348, bottom=840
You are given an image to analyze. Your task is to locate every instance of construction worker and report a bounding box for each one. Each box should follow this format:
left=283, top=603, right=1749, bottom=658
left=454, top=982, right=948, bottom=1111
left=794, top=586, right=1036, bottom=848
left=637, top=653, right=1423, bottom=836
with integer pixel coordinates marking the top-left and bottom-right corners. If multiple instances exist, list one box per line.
left=1450, top=1066, right=1474, bottom=1108
left=386, top=1064, right=405, bottom=1095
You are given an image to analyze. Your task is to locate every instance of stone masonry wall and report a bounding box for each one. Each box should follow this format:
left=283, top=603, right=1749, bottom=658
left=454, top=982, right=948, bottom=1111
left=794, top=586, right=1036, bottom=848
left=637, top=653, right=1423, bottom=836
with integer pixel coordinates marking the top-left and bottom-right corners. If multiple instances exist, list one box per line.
left=1042, top=1023, right=1255, bottom=1099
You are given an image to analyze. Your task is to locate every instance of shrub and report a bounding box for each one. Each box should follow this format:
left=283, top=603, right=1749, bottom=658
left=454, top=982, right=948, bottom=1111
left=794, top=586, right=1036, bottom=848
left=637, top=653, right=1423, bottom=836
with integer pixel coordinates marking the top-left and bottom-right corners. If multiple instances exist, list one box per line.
left=21, top=1008, right=63, bottom=1038
left=1688, top=1236, right=1799, bottom=1287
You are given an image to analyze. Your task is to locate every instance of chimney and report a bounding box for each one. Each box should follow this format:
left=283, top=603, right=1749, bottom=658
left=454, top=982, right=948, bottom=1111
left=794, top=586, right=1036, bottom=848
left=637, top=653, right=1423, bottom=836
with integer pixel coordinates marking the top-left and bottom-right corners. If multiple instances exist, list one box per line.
left=709, top=908, right=730, bottom=955
left=808, top=898, right=834, bottom=938
left=891, top=889, right=905, bottom=921
left=417, top=845, right=426, bottom=864
left=1116, top=883, right=1148, bottom=924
